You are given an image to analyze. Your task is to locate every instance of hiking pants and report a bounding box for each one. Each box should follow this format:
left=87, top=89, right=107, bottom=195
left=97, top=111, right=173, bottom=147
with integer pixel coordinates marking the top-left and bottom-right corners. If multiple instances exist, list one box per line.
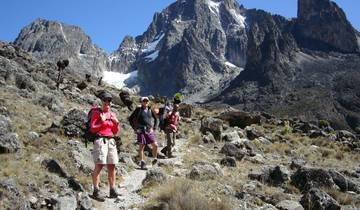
left=165, top=129, right=176, bottom=156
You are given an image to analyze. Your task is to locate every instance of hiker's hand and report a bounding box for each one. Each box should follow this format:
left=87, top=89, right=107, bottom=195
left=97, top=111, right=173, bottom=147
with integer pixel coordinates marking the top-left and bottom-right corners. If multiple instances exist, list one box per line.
left=111, top=114, right=119, bottom=124
left=100, top=113, right=107, bottom=121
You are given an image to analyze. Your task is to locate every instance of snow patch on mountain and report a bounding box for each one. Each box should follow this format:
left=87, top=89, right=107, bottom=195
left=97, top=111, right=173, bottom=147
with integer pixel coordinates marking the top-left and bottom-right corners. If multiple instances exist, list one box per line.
left=103, top=70, right=138, bottom=89
left=141, top=33, right=164, bottom=53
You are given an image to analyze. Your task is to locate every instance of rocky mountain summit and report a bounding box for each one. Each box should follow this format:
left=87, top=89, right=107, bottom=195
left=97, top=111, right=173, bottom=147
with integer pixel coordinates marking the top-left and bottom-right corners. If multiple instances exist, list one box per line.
left=14, top=19, right=110, bottom=78
left=110, top=0, right=360, bottom=130
left=111, top=0, right=247, bottom=101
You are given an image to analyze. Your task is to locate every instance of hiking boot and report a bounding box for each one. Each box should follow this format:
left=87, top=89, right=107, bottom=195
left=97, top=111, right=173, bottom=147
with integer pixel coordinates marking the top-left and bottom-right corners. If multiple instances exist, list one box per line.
left=160, top=147, right=168, bottom=155
left=152, top=159, right=158, bottom=165
left=92, top=188, right=105, bottom=202
left=140, top=160, right=147, bottom=170
left=109, top=188, right=120, bottom=198
left=167, top=154, right=176, bottom=158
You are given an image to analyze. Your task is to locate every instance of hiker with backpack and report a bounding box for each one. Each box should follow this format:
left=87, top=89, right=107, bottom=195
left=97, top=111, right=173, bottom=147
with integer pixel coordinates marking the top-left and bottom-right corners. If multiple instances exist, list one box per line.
left=89, top=91, right=120, bottom=201
left=128, top=96, right=158, bottom=169
left=162, top=102, right=180, bottom=158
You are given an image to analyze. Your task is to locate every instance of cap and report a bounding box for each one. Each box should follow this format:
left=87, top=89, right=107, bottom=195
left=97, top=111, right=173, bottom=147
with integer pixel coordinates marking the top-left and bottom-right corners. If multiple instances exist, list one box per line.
left=101, top=92, right=113, bottom=101
left=141, top=96, right=149, bottom=102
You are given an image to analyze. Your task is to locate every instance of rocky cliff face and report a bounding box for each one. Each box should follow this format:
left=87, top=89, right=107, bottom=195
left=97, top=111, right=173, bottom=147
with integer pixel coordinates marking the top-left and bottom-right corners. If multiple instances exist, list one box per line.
left=109, top=36, right=138, bottom=73
left=295, top=0, right=359, bottom=53
left=216, top=0, right=360, bottom=130
left=14, top=19, right=110, bottom=78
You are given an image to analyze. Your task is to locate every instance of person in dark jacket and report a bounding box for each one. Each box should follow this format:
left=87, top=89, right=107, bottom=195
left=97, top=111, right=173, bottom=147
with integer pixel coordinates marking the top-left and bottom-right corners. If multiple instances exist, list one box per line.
left=129, top=96, right=158, bottom=169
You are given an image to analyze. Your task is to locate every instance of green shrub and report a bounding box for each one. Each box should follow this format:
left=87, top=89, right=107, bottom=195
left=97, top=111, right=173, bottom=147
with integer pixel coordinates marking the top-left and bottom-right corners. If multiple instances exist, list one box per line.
left=355, top=127, right=360, bottom=135
left=319, top=119, right=330, bottom=128
left=280, top=121, right=292, bottom=135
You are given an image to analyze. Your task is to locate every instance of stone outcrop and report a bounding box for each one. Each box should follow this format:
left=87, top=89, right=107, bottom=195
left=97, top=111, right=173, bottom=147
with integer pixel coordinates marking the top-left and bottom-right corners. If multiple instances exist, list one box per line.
left=295, top=0, right=359, bottom=53
left=14, top=19, right=110, bottom=78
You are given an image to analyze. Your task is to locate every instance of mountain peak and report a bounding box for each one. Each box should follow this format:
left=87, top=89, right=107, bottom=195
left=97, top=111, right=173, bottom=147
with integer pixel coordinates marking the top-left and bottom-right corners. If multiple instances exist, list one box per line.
left=296, top=0, right=359, bottom=53
left=14, top=19, right=109, bottom=78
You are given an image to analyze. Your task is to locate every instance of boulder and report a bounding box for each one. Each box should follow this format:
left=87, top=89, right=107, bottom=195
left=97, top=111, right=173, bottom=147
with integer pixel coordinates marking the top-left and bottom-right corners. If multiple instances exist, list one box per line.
left=187, top=162, right=223, bottom=181
left=337, top=130, right=356, bottom=142
left=78, top=192, right=92, bottom=210
left=300, top=188, right=340, bottom=210
left=68, top=140, right=94, bottom=174
left=178, top=104, right=192, bottom=118
left=15, top=73, right=37, bottom=91
left=291, top=167, right=338, bottom=192
left=42, top=159, right=69, bottom=178
left=143, top=168, right=167, bottom=185
left=220, top=156, right=237, bottom=167
left=67, top=176, right=84, bottom=192
left=218, top=111, right=263, bottom=128
left=276, top=200, right=304, bottom=210
left=76, top=81, right=87, bottom=90
left=200, top=117, right=223, bottom=141
left=36, top=94, right=64, bottom=113
left=220, top=142, right=246, bottom=160
left=0, top=115, right=12, bottom=135
left=245, top=126, right=264, bottom=140
left=202, top=131, right=216, bottom=144
left=0, top=133, right=21, bottom=153
left=222, top=131, right=241, bottom=142
left=119, top=90, right=134, bottom=111
left=290, top=158, right=307, bottom=170
left=309, top=130, right=328, bottom=138
left=60, top=109, right=87, bottom=137
left=328, top=169, right=360, bottom=193
left=53, top=192, right=77, bottom=210
left=0, top=179, right=31, bottom=210
left=248, top=165, right=289, bottom=187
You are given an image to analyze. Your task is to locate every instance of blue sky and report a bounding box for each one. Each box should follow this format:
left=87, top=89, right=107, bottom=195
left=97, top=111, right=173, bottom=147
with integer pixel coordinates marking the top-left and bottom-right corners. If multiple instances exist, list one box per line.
left=0, top=0, right=359, bottom=54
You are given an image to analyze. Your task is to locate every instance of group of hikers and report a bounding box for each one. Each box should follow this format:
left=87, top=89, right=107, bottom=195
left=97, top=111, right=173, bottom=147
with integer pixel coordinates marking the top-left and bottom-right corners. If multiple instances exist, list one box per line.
left=88, top=91, right=181, bottom=201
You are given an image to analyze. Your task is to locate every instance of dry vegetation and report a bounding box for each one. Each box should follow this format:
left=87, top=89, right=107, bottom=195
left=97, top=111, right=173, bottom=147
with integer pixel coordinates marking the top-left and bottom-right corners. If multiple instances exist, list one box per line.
left=144, top=178, right=231, bottom=210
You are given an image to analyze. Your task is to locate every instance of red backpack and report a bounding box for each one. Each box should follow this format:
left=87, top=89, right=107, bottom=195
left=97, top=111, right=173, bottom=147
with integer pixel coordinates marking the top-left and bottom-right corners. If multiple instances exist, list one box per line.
left=166, top=112, right=179, bottom=127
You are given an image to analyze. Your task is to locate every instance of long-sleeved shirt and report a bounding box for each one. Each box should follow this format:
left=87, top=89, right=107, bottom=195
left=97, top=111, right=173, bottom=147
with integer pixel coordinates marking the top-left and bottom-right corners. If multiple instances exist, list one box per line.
left=90, top=110, right=119, bottom=137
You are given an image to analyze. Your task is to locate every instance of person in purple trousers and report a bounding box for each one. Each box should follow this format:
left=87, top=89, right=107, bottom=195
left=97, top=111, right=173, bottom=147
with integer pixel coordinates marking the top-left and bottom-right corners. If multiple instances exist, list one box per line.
left=129, top=97, right=158, bottom=169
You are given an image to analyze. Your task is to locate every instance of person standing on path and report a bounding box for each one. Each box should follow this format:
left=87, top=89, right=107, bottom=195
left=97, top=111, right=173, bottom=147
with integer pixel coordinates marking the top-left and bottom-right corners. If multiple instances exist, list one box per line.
left=90, top=91, right=120, bottom=201
left=129, top=97, right=159, bottom=170
left=163, top=102, right=180, bottom=158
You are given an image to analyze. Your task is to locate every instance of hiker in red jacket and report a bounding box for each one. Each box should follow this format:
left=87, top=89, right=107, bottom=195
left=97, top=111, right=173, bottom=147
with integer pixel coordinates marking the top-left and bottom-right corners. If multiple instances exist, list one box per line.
left=163, top=103, right=180, bottom=158
left=90, top=91, right=120, bottom=201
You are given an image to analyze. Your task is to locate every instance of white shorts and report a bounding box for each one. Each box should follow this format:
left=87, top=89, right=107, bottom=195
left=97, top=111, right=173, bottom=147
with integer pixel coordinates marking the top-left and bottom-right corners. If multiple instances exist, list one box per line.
left=92, top=138, right=119, bottom=165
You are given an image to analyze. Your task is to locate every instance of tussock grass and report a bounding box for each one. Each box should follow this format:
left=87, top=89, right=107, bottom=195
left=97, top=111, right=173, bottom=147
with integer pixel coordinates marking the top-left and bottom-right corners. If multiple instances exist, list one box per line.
left=263, top=142, right=292, bottom=156
left=145, top=178, right=231, bottom=210
left=325, top=189, right=358, bottom=206
left=187, top=133, right=202, bottom=146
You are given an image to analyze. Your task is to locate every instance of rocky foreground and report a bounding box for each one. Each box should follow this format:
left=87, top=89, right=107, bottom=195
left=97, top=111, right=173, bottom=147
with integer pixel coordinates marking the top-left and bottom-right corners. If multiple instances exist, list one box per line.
left=1, top=41, right=360, bottom=210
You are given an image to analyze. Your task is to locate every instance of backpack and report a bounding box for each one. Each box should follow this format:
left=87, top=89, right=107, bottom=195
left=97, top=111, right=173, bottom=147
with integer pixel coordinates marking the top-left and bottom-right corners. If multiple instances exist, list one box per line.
left=128, top=107, right=142, bottom=129
left=167, top=112, right=178, bottom=126
left=158, top=107, right=167, bottom=131
left=84, top=106, right=101, bottom=147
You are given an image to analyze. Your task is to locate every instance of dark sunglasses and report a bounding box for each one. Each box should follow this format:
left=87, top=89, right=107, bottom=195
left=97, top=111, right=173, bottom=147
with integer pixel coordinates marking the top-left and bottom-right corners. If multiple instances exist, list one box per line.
left=103, top=98, right=112, bottom=103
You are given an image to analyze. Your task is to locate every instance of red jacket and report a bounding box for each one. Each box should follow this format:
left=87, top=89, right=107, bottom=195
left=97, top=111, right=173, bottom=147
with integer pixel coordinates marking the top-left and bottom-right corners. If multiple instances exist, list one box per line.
left=90, top=110, right=119, bottom=137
